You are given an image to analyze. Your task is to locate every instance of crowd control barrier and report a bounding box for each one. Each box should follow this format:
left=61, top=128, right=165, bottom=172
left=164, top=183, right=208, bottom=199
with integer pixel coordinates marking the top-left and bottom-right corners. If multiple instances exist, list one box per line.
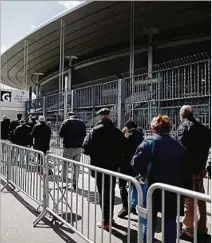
left=1, top=140, right=211, bottom=243
left=33, top=154, right=144, bottom=243
left=0, top=140, right=46, bottom=207
left=146, top=183, right=211, bottom=243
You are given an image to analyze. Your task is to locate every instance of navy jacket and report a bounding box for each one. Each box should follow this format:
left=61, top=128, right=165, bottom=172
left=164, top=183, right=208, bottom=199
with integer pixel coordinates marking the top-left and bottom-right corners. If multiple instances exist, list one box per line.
left=59, top=118, right=86, bottom=148
left=131, top=133, right=192, bottom=217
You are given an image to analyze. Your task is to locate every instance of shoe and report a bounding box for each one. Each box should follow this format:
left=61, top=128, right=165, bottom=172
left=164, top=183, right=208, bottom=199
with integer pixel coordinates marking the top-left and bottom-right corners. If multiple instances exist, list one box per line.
left=131, top=207, right=138, bottom=215
left=180, top=230, right=193, bottom=241
left=73, top=183, right=76, bottom=190
left=118, top=207, right=128, bottom=218
left=97, top=220, right=116, bottom=230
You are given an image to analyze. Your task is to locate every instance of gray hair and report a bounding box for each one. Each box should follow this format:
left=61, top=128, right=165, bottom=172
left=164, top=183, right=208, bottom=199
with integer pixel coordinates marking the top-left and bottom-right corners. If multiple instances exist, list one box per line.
left=180, top=105, right=193, bottom=120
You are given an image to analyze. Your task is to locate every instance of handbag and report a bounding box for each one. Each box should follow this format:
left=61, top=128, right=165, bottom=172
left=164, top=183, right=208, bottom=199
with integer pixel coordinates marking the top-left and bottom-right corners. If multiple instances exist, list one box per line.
left=130, top=137, right=155, bottom=208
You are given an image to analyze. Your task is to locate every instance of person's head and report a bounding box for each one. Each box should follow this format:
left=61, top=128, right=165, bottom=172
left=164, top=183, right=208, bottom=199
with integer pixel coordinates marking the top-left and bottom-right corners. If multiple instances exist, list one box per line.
left=17, top=113, right=22, bottom=121
left=96, top=108, right=110, bottom=121
left=38, top=116, right=46, bottom=123
left=180, top=105, right=193, bottom=121
left=68, top=111, right=76, bottom=118
left=151, top=114, right=172, bottom=134
left=20, top=119, right=26, bottom=125
left=122, top=120, right=137, bottom=135
left=2, top=115, right=8, bottom=121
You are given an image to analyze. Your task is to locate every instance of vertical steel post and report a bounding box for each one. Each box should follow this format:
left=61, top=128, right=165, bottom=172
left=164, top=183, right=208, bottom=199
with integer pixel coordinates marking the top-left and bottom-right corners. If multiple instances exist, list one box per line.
left=148, top=30, right=153, bottom=124
left=71, top=89, right=74, bottom=112
left=4, top=54, right=8, bottom=86
left=25, top=39, right=29, bottom=91
left=68, top=66, right=72, bottom=92
left=35, top=75, right=39, bottom=97
left=130, top=1, right=135, bottom=120
left=58, top=19, right=63, bottom=117
left=117, top=79, right=124, bottom=129
left=64, top=76, right=68, bottom=120
left=43, top=96, right=46, bottom=117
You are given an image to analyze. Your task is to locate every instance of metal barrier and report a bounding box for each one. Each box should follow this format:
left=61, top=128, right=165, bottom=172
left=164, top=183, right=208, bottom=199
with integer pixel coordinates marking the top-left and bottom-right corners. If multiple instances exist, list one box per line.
left=146, top=183, right=211, bottom=243
left=0, top=140, right=46, bottom=206
left=34, top=154, right=144, bottom=243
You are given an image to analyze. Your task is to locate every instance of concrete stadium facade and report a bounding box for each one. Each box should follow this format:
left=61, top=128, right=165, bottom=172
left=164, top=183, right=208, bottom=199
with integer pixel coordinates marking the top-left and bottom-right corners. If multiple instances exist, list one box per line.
left=1, top=1, right=211, bottom=129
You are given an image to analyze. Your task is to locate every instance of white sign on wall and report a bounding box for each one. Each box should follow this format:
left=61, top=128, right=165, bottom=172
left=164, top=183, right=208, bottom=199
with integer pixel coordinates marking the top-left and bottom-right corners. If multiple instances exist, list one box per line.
left=0, top=90, right=29, bottom=103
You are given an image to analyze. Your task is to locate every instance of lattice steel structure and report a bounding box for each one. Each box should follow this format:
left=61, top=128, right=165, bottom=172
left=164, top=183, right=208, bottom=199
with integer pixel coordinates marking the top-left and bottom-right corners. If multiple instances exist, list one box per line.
left=26, top=53, right=211, bottom=131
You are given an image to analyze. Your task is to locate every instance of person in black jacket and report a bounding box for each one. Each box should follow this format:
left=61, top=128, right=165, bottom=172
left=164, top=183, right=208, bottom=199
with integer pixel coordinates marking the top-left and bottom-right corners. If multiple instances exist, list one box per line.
left=118, top=120, right=144, bottom=218
left=9, top=113, right=22, bottom=142
left=1, top=115, right=10, bottom=140
left=32, top=116, right=51, bottom=154
left=176, top=105, right=211, bottom=239
left=82, top=108, right=126, bottom=230
left=14, top=120, right=32, bottom=147
left=59, top=111, right=86, bottom=189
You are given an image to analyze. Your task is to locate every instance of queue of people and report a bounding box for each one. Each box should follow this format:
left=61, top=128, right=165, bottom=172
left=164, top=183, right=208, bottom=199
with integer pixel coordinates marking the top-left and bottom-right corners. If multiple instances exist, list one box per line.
left=1, top=113, right=52, bottom=155
left=0, top=105, right=211, bottom=242
left=82, top=105, right=211, bottom=242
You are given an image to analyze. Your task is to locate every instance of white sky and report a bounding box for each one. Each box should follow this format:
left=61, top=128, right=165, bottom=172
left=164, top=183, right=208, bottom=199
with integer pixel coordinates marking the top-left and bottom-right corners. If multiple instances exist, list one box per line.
left=1, top=1, right=83, bottom=54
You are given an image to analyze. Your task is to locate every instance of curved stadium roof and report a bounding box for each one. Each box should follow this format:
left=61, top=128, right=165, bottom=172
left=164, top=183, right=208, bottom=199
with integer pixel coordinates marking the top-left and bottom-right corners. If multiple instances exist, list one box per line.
left=1, top=1, right=211, bottom=91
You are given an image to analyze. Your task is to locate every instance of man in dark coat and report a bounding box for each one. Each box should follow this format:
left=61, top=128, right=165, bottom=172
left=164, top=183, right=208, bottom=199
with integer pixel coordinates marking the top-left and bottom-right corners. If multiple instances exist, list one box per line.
left=82, top=108, right=126, bottom=229
left=1, top=115, right=10, bottom=140
left=118, top=120, right=144, bottom=218
left=32, top=116, right=51, bottom=154
left=13, top=120, right=32, bottom=147
left=176, top=105, right=211, bottom=239
left=59, top=111, right=86, bottom=189
left=9, top=113, right=22, bottom=142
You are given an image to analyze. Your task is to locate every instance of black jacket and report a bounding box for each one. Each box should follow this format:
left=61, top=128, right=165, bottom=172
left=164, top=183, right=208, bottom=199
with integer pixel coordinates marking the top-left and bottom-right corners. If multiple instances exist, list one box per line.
left=59, top=118, right=86, bottom=148
left=82, top=119, right=126, bottom=171
left=121, top=128, right=144, bottom=176
left=9, top=119, right=21, bottom=142
left=32, top=122, right=51, bottom=153
left=176, top=116, right=211, bottom=174
left=14, top=124, right=32, bottom=146
left=1, top=118, right=10, bottom=139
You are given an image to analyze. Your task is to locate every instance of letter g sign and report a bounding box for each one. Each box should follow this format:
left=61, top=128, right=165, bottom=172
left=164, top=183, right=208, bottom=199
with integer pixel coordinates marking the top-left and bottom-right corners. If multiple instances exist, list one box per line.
left=1, top=91, right=12, bottom=102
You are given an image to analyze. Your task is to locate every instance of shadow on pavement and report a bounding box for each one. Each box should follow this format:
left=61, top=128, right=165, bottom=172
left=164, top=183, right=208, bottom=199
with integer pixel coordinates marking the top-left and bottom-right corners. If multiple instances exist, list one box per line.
left=1, top=181, right=78, bottom=243
left=67, top=188, right=122, bottom=205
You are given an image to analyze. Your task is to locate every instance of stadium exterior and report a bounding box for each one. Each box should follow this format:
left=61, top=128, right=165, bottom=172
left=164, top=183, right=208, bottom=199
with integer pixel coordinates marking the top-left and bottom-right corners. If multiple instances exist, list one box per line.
left=1, top=1, right=211, bottom=130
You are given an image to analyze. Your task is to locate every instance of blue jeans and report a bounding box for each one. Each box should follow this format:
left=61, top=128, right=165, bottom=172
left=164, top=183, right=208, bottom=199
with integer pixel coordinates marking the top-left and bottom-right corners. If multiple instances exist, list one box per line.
left=142, top=212, right=176, bottom=243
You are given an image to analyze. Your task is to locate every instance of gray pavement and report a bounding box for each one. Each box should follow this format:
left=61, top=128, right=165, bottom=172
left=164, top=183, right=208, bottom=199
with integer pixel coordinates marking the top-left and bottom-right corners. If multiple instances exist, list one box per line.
left=0, top=166, right=211, bottom=243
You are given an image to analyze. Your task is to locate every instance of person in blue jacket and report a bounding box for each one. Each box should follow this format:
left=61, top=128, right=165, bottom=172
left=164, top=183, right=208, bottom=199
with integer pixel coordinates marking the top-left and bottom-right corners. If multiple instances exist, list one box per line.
left=131, top=114, right=192, bottom=243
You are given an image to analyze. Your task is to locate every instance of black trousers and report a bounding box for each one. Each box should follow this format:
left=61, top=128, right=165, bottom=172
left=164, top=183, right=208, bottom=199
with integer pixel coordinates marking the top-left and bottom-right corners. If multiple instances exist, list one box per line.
left=119, top=165, right=137, bottom=208
left=96, top=172, right=116, bottom=224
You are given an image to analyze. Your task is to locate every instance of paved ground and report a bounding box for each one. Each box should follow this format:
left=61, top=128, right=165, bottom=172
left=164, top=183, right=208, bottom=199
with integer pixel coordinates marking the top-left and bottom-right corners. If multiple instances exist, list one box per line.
left=1, top=171, right=211, bottom=243
left=0, top=147, right=211, bottom=243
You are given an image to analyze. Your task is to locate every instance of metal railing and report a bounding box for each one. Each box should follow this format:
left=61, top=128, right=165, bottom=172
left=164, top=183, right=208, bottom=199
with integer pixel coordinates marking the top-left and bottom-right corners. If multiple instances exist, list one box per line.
left=33, top=154, right=144, bottom=243
left=146, top=183, right=211, bottom=243
left=1, top=141, right=211, bottom=243
left=0, top=141, right=46, bottom=206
